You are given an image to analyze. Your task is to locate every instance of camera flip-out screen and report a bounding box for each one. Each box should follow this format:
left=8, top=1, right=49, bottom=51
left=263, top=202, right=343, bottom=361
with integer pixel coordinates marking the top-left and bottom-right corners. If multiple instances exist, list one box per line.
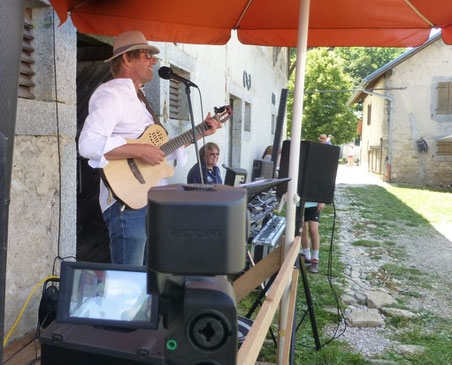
left=57, top=261, right=159, bottom=329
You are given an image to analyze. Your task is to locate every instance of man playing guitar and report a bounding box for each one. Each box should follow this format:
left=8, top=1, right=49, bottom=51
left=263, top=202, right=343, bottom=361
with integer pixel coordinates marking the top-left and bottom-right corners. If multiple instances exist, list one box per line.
left=78, top=31, right=222, bottom=265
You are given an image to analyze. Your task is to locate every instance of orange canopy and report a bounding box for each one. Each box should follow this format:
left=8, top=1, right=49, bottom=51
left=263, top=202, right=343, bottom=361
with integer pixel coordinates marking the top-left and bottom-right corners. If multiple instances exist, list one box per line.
left=50, top=0, right=452, bottom=47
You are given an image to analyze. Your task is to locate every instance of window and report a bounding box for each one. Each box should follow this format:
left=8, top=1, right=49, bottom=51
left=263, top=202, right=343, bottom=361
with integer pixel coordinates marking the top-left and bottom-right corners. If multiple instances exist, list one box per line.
left=437, top=141, right=452, bottom=156
left=168, top=66, right=189, bottom=120
left=19, top=9, right=35, bottom=99
left=436, top=82, right=452, bottom=115
left=366, top=104, right=372, bottom=125
left=244, top=102, right=251, bottom=132
left=271, top=114, right=276, bottom=134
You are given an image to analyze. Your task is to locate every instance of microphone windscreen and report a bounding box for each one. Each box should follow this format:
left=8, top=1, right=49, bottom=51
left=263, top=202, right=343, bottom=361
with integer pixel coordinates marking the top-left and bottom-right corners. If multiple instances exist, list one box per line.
left=222, top=163, right=228, bottom=169
left=158, top=66, right=172, bottom=80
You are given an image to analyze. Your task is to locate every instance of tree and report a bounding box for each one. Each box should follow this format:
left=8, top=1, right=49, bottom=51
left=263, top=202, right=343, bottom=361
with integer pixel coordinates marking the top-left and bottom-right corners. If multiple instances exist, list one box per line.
left=287, top=48, right=357, bottom=145
left=334, top=47, right=406, bottom=87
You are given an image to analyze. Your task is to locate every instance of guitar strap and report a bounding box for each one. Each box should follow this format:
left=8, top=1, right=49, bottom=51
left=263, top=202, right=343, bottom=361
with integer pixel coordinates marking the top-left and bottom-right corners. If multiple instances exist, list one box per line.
left=137, top=89, right=168, bottom=135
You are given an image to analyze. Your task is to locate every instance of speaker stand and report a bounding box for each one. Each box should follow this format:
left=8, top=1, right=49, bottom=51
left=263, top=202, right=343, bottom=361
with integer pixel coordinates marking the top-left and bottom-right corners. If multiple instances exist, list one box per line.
left=294, top=254, right=321, bottom=349
left=292, top=201, right=321, bottom=355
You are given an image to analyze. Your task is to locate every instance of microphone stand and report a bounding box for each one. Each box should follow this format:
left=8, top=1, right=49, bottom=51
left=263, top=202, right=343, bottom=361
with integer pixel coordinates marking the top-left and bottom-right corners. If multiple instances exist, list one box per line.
left=184, top=83, right=205, bottom=184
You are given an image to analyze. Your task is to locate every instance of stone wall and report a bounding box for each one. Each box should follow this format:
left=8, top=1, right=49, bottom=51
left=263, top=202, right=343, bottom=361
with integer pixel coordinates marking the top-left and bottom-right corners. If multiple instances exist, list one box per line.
left=389, top=39, right=452, bottom=187
left=5, top=2, right=77, bottom=343
left=361, top=38, right=452, bottom=187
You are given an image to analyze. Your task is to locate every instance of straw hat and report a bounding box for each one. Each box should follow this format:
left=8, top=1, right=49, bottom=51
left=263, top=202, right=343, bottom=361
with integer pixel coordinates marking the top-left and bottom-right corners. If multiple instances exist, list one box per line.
left=105, top=31, right=160, bottom=62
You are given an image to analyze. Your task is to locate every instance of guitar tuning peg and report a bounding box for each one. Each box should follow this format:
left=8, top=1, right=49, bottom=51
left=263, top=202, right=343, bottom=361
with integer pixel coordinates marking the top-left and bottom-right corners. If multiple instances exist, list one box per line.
left=214, top=106, right=225, bottom=114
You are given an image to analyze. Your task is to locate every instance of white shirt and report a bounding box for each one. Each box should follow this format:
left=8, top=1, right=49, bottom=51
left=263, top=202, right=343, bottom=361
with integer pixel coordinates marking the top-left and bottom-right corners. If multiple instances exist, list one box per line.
left=79, top=78, right=186, bottom=212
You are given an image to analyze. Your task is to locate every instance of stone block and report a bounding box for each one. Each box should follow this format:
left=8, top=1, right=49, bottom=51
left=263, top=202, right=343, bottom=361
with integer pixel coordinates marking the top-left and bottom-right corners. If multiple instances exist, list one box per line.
left=347, top=308, right=384, bottom=327
left=366, top=290, right=395, bottom=309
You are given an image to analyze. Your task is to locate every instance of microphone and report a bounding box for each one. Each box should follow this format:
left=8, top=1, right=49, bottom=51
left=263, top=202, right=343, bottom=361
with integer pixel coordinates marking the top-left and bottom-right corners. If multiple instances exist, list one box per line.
left=158, top=66, right=198, bottom=88
left=222, top=163, right=230, bottom=170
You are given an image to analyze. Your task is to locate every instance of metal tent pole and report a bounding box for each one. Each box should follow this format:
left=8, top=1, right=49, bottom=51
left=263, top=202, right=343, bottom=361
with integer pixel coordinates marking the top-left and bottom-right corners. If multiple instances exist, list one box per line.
left=278, top=0, right=310, bottom=362
left=0, top=0, right=26, bottom=359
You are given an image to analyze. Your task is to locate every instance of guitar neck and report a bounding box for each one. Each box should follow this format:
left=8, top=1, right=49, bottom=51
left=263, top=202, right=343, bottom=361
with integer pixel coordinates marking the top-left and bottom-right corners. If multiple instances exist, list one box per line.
left=160, top=122, right=208, bottom=156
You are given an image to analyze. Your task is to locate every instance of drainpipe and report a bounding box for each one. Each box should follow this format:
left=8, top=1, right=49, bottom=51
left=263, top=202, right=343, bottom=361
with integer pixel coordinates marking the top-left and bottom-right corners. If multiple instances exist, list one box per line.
left=362, top=89, right=393, bottom=182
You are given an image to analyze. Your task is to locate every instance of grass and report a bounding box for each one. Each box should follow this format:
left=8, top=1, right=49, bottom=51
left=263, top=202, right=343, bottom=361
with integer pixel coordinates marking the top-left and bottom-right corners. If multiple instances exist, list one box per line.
left=384, top=184, right=452, bottom=225
left=237, top=183, right=451, bottom=364
left=381, top=263, right=425, bottom=283
left=351, top=239, right=381, bottom=247
left=401, top=290, right=423, bottom=298
left=383, top=314, right=452, bottom=364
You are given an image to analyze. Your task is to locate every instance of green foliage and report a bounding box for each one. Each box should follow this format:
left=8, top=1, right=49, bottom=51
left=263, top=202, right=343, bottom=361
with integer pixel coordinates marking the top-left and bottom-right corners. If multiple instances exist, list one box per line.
left=334, top=47, right=406, bottom=87
left=287, top=46, right=406, bottom=140
left=287, top=48, right=357, bottom=144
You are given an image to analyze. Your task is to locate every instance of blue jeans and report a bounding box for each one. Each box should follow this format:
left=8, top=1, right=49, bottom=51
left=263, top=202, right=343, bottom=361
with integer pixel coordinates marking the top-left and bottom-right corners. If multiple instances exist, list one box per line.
left=103, top=202, right=147, bottom=265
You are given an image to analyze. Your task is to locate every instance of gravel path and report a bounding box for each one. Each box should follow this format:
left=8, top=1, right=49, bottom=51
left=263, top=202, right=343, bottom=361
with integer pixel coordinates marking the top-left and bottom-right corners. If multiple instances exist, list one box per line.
left=328, top=165, right=452, bottom=358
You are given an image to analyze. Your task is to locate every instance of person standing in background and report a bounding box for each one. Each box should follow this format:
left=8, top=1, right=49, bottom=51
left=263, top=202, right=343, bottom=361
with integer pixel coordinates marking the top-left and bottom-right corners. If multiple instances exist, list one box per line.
left=300, top=133, right=328, bottom=273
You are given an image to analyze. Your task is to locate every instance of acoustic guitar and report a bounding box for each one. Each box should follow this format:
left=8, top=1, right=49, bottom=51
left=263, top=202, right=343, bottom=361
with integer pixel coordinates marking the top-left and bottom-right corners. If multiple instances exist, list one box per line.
left=102, top=105, right=233, bottom=209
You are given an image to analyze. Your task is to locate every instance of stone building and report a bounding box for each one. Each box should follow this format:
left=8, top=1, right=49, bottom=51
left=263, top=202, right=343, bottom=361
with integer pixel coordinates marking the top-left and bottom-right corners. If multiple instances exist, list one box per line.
left=5, top=1, right=288, bottom=342
left=348, top=33, right=452, bottom=187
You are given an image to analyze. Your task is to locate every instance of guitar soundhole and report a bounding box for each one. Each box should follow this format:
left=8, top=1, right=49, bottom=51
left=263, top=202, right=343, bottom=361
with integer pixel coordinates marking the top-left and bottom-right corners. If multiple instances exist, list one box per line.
left=148, top=130, right=165, bottom=145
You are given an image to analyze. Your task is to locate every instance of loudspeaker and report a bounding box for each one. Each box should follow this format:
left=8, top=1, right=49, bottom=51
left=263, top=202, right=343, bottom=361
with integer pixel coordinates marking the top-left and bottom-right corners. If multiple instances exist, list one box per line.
left=276, top=140, right=340, bottom=203
left=224, top=167, right=247, bottom=186
left=251, top=159, right=274, bottom=181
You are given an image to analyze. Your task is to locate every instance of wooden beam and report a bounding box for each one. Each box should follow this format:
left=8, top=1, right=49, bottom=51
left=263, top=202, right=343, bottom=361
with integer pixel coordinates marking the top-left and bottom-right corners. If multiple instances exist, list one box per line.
left=280, top=268, right=299, bottom=365
left=233, top=245, right=282, bottom=302
left=237, top=237, right=300, bottom=365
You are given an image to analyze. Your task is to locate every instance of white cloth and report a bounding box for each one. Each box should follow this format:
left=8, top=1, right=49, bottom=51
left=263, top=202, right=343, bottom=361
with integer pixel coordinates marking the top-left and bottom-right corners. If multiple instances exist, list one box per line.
left=79, top=78, right=187, bottom=212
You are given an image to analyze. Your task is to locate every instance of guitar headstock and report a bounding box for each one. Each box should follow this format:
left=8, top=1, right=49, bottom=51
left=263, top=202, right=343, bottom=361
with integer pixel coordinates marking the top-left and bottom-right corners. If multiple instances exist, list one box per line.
left=213, top=105, right=233, bottom=124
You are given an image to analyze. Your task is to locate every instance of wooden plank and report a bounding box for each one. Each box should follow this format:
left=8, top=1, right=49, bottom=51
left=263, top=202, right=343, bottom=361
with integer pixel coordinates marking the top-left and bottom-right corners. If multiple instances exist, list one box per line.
left=2, top=332, right=40, bottom=365
left=280, top=268, right=300, bottom=365
left=233, top=244, right=282, bottom=302
left=237, top=237, right=300, bottom=365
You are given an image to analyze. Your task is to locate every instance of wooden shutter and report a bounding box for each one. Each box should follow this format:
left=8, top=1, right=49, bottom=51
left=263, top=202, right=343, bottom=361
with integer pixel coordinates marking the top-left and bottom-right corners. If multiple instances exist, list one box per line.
left=169, top=79, right=181, bottom=119
left=19, top=9, right=35, bottom=99
left=436, top=82, right=452, bottom=115
left=437, top=141, right=452, bottom=156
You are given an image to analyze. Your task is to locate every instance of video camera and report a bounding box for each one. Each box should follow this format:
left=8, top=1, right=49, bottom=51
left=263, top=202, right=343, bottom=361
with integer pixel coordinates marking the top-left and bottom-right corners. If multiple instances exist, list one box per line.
left=40, top=184, right=247, bottom=365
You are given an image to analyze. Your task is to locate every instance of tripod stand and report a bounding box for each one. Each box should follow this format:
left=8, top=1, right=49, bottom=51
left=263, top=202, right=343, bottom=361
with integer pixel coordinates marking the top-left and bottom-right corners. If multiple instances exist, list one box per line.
left=290, top=201, right=321, bottom=360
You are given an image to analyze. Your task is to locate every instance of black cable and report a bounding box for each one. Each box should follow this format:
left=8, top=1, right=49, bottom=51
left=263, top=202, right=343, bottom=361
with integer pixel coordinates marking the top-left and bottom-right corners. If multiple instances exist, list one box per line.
left=32, top=337, right=39, bottom=364
left=52, top=9, right=62, bottom=258
left=195, top=87, right=209, bottom=184
left=26, top=356, right=41, bottom=365
left=320, top=200, right=347, bottom=346
left=52, top=255, right=76, bottom=277
left=294, top=200, right=347, bottom=349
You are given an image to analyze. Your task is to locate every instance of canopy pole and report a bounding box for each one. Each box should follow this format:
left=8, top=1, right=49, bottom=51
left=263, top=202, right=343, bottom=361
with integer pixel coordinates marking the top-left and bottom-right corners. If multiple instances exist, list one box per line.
left=278, top=0, right=310, bottom=362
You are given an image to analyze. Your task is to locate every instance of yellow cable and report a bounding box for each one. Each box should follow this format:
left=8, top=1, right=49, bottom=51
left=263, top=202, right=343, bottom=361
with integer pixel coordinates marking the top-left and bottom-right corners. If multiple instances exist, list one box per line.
left=3, top=275, right=59, bottom=347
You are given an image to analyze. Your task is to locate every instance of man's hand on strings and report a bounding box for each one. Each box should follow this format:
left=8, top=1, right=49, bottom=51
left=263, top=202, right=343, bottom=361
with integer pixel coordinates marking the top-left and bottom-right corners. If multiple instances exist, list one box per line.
left=204, top=112, right=222, bottom=137
left=138, top=144, right=165, bottom=166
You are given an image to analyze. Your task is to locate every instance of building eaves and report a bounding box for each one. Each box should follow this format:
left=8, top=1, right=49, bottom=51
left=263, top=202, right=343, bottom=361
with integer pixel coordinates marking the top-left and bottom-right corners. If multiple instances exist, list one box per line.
left=347, top=32, right=442, bottom=106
